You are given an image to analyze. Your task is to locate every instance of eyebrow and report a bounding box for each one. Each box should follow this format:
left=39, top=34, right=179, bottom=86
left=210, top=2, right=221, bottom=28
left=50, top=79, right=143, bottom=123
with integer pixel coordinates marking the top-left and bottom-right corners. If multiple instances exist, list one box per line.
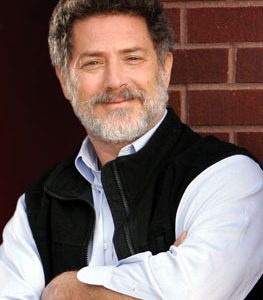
left=79, top=47, right=148, bottom=59
left=120, top=47, right=148, bottom=54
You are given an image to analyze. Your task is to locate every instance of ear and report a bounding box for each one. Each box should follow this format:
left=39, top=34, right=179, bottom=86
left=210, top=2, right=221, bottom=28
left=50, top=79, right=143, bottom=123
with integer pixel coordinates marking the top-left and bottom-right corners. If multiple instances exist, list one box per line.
left=55, top=67, right=71, bottom=100
left=162, top=51, right=173, bottom=88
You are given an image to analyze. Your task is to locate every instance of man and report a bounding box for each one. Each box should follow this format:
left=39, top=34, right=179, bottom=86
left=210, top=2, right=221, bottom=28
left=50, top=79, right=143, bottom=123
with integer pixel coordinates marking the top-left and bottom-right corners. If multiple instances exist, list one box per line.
left=0, top=0, right=262, bottom=299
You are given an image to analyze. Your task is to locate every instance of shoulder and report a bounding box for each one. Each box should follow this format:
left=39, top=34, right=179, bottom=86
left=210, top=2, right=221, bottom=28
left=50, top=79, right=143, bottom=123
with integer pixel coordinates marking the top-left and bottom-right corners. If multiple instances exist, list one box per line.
left=189, top=154, right=263, bottom=194
left=177, top=133, right=256, bottom=167
left=25, top=153, right=78, bottom=194
left=176, top=155, right=263, bottom=232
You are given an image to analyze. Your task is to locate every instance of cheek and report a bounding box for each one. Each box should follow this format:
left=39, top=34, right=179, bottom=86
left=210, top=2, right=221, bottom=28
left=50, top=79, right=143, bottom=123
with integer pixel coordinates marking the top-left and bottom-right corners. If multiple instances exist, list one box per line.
left=132, top=73, right=156, bottom=93
left=145, top=76, right=159, bottom=95
left=74, top=77, right=99, bottom=100
left=138, top=66, right=160, bottom=92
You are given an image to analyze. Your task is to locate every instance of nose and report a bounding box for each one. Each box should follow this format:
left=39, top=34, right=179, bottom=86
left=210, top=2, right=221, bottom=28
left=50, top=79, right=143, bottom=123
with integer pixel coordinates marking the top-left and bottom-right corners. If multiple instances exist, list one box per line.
left=103, top=60, right=127, bottom=90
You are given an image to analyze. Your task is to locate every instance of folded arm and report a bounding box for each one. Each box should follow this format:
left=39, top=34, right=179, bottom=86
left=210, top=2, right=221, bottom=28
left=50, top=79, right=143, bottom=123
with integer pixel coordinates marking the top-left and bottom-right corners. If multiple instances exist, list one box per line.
left=40, top=271, right=136, bottom=300
left=40, top=232, right=187, bottom=300
left=76, top=156, right=263, bottom=299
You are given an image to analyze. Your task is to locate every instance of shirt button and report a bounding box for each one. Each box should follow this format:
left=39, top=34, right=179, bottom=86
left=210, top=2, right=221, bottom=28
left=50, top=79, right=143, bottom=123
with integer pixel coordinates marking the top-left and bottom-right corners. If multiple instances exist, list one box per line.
left=103, top=242, right=108, bottom=251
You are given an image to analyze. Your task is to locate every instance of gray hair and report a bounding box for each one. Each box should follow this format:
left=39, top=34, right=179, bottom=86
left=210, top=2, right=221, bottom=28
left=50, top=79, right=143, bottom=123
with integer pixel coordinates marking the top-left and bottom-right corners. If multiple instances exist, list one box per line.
left=48, top=0, right=174, bottom=74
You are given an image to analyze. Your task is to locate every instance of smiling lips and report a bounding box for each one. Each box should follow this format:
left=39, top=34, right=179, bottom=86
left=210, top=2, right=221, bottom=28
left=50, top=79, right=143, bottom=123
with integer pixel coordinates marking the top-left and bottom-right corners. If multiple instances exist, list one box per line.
left=106, top=97, right=134, bottom=104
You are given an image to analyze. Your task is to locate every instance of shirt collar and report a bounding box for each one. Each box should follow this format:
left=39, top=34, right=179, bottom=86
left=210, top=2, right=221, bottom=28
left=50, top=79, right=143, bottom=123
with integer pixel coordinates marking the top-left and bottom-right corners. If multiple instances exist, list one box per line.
left=75, top=110, right=167, bottom=185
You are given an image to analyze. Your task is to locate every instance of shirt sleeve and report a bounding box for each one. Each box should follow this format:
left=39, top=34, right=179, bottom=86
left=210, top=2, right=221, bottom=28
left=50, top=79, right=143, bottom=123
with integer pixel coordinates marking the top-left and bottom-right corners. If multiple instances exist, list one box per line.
left=0, top=195, right=45, bottom=299
left=77, top=155, right=263, bottom=300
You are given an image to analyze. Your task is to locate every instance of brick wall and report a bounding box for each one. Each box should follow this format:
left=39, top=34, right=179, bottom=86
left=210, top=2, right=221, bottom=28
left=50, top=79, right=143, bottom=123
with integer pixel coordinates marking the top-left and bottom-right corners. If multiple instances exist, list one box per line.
left=163, top=0, right=263, bottom=162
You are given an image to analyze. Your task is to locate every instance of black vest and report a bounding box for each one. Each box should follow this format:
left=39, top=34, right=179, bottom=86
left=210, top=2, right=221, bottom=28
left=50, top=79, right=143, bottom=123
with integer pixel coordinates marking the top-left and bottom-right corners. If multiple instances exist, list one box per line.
left=25, top=108, right=261, bottom=299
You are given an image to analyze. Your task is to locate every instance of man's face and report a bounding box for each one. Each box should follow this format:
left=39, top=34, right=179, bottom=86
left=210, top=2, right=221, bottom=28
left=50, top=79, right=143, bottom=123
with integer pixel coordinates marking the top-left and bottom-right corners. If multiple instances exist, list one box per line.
left=58, top=14, right=173, bottom=143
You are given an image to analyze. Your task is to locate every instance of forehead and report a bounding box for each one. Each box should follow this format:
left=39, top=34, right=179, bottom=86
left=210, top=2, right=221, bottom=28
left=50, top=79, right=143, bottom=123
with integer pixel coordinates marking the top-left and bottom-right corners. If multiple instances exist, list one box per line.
left=71, top=14, right=156, bottom=55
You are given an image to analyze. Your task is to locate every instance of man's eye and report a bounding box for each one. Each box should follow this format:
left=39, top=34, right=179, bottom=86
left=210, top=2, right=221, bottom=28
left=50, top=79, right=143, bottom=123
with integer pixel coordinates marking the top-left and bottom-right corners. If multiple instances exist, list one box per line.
left=87, top=61, right=99, bottom=65
left=80, top=60, right=102, bottom=70
left=128, top=56, right=139, bottom=61
left=126, top=56, right=143, bottom=64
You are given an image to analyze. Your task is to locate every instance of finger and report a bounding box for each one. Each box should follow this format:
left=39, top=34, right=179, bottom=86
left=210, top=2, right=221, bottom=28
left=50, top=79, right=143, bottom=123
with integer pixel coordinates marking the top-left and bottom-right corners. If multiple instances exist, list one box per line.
left=174, top=231, right=187, bottom=247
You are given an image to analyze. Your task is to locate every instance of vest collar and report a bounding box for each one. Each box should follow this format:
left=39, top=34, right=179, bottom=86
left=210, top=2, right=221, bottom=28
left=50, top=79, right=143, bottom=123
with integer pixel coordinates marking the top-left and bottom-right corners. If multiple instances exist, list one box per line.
left=43, top=153, right=91, bottom=201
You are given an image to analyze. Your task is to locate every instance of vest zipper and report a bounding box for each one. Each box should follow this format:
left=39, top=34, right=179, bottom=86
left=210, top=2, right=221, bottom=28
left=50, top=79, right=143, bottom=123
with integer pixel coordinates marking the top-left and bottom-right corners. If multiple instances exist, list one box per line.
left=86, top=228, right=94, bottom=265
left=81, top=204, right=95, bottom=267
left=112, top=161, right=135, bottom=256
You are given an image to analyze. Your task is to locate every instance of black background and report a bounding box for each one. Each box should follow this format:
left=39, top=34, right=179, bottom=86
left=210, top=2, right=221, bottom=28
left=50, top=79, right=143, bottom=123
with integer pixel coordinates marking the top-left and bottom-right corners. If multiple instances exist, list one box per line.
left=0, top=1, right=85, bottom=238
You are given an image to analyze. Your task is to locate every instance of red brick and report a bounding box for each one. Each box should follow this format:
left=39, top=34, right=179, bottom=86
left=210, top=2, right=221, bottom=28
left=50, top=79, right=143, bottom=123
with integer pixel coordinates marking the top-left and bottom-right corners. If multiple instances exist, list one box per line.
left=188, top=90, right=263, bottom=125
left=236, top=132, right=263, bottom=162
left=171, top=49, right=228, bottom=84
left=188, top=7, right=263, bottom=43
left=197, top=132, right=230, bottom=143
left=236, top=48, right=263, bottom=83
left=165, top=9, right=180, bottom=43
left=168, top=90, right=181, bottom=117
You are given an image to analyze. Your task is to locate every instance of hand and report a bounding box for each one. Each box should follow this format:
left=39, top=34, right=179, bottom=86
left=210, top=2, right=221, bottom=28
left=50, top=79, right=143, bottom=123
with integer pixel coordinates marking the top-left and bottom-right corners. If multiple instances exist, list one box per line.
left=174, top=231, right=187, bottom=247
left=41, top=271, right=137, bottom=300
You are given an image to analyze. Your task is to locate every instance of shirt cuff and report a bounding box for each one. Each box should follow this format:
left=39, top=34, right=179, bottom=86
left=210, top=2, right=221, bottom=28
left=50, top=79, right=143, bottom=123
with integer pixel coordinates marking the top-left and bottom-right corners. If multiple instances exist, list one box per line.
left=77, top=252, right=164, bottom=299
left=77, top=265, right=114, bottom=286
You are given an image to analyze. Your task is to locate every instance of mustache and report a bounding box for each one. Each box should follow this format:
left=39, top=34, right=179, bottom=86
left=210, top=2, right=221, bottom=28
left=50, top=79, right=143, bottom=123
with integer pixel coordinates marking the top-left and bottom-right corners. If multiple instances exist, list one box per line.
left=88, top=87, right=146, bottom=106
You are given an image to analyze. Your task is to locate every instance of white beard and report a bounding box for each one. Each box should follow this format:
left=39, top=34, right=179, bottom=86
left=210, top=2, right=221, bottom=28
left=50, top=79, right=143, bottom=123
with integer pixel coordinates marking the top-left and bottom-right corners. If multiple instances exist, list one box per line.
left=69, top=72, right=169, bottom=143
